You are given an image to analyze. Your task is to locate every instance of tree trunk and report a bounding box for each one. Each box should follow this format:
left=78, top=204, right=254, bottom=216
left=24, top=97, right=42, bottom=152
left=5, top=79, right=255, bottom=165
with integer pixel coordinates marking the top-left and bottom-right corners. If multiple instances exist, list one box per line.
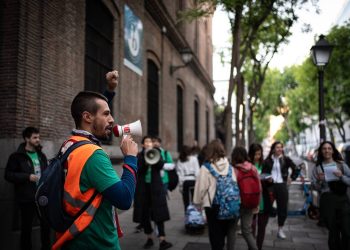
left=248, top=104, right=255, bottom=146
left=235, top=74, right=244, bottom=146
left=224, top=4, right=243, bottom=153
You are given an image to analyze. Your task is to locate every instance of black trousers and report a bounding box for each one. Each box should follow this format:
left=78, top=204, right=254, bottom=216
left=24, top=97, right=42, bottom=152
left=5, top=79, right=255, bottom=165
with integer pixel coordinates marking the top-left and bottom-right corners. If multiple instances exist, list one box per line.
left=19, top=202, right=50, bottom=250
left=205, top=207, right=237, bottom=250
left=270, top=183, right=288, bottom=226
left=141, top=184, right=166, bottom=237
left=182, top=180, right=195, bottom=212
left=252, top=212, right=269, bottom=250
left=320, top=192, right=350, bottom=250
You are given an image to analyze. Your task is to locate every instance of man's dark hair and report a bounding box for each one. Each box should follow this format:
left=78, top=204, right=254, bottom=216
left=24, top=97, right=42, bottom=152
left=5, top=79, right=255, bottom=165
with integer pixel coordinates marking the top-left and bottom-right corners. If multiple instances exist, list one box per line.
left=22, top=127, right=39, bottom=140
left=71, top=91, right=108, bottom=128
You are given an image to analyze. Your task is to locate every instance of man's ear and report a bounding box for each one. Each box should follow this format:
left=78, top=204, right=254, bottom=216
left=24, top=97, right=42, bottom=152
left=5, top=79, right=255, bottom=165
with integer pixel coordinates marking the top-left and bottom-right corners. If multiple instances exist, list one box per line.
left=82, top=111, right=94, bottom=124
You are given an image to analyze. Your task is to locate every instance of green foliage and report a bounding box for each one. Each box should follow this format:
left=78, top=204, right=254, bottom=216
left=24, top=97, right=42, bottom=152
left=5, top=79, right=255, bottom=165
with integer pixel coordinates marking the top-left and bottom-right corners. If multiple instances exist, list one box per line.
left=253, top=110, right=270, bottom=143
left=274, top=124, right=289, bottom=142
left=180, top=0, right=320, bottom=144
left=255, top=23, right=350, bottom=141
left=324, top=23, right=350, bottom=117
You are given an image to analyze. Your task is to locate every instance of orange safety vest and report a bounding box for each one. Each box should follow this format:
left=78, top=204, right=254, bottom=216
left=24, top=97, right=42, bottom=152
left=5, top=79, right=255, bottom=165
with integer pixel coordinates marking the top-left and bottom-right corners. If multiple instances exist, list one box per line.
left=52, top=136, right=103, bottom=250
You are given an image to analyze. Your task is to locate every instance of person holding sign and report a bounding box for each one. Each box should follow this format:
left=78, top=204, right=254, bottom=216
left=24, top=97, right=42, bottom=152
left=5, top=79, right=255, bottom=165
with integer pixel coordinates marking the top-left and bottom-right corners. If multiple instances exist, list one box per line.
left=311, top=141, right=350, bottom=250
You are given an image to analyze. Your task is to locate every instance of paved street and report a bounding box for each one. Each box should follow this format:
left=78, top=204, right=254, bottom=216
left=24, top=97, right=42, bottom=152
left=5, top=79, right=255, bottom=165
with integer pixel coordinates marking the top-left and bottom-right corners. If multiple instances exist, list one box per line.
left=118, top=182, right=329, bottom=250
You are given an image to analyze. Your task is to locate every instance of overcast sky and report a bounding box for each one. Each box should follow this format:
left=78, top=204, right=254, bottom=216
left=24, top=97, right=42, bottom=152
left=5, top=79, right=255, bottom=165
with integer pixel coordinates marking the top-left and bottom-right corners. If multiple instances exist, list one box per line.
left=212, top=0, right=348, bottom=104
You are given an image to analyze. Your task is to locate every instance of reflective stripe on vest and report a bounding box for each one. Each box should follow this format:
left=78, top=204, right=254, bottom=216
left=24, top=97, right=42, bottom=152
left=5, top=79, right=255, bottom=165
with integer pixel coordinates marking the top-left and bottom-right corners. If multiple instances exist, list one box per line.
left=52, top=136, right=103, bottom=250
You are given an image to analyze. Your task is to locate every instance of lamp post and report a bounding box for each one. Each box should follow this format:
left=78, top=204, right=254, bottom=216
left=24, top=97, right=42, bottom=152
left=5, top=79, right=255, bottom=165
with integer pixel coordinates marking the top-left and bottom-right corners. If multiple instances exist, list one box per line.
left=310, top=35, right=333, bottom=142
left=170, top=48, right=193, bottom=75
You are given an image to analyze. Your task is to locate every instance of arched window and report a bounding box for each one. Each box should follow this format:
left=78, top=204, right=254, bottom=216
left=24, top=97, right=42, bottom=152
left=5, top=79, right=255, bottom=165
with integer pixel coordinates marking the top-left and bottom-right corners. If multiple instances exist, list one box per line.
left=85, top=0, right=114, bottom=143
left=194, top=99, right=199, bottom=143
left=147, top=59, right=159, bottom=136
left=85, top=0, right=113, bottom=93
left=177, top=85, right=184, bottom=151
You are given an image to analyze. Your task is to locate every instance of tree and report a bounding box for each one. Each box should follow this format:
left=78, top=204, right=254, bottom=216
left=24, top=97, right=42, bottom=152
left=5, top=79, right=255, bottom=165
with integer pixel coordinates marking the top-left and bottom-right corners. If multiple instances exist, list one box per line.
left=244, top=11, right=295, bottom=145
left=323, top=23, right=350, bottom=142
left=180, top=0, right=315, bottom=152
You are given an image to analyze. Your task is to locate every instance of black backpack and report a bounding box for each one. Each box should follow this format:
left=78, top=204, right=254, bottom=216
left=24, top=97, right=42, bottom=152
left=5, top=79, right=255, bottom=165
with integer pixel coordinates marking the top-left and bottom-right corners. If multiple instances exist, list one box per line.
left=164, top=150, right=178, bottom=191
left=35, top=140, right=98, bottom=232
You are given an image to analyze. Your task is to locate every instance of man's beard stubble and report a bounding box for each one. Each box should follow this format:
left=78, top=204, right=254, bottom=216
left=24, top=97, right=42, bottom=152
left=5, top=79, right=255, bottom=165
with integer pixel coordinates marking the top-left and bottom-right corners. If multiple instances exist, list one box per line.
left=92, top=123, right=110, bottom=140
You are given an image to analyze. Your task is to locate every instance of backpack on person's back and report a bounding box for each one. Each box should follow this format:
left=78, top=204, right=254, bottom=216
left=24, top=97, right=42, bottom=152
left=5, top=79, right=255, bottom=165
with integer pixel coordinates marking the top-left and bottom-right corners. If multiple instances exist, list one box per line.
left=35, top=140, right=97, bottom=232
left=204, top=162, right=240, bottom=220
left=234, top=163, right=261, bottom=209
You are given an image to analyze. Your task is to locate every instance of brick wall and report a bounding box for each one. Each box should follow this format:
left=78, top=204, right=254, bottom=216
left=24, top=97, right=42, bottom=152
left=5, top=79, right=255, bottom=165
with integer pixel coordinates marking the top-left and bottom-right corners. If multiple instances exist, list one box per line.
left=0, top=1, right=214, bottom=248
left=0, top=1, right=86, bottom=248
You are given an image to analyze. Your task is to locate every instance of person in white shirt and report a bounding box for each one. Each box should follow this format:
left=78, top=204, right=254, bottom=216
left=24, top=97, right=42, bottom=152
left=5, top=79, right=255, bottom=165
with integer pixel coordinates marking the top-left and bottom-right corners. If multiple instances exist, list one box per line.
left=176, top=145, right=200, bottom=212
left=261, top=141, right=298, bottom=239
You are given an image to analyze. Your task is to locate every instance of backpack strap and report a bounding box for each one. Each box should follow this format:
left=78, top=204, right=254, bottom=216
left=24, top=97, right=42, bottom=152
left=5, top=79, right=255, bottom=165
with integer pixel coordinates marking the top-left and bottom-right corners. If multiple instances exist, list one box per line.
left=319, top=163, right=324, bottom=173
left=203, top=162, right=219, bottom=178
left=227, top=165, right=233, bottom=178
left=59, top=140, right=92, bottom=161
left=60, top=140, right=99, bottom=221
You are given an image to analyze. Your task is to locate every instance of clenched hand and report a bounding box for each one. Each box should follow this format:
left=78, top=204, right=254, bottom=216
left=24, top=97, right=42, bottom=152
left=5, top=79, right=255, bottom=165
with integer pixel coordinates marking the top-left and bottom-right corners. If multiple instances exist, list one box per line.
left=120, top=135, right=138, bottom=156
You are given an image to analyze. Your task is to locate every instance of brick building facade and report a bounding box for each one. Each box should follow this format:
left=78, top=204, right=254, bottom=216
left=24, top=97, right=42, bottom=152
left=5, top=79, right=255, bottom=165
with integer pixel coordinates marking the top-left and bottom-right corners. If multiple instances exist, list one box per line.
left=0, top=0, right=214, bottom=248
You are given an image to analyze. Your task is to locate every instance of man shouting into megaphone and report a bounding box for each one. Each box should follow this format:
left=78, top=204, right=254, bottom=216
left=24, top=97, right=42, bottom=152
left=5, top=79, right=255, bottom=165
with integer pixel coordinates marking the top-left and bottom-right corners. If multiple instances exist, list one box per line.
left=50, top=69, right=139, bottom=250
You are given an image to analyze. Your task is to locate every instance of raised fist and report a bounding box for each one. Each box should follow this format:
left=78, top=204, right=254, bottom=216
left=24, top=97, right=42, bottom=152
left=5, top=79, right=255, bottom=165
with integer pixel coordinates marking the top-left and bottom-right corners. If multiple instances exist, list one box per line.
left=106, top=70, right=119, bottom=91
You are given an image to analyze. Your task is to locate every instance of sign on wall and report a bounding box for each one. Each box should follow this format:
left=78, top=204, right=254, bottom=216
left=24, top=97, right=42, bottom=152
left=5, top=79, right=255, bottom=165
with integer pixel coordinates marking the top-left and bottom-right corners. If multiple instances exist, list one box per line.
left=124, top=4, right=143, bottom=76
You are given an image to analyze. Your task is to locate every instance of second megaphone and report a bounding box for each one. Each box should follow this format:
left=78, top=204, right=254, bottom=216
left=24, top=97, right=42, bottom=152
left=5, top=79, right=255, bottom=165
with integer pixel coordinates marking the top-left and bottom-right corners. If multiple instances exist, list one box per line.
left=112, top=120, right=142, bottom=137
left=144, top=148, right=161, bottom=165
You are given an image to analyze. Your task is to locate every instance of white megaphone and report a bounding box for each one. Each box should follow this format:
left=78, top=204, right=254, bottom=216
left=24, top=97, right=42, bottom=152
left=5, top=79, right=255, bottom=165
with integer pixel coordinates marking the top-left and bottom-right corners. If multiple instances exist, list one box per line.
left=112, top=120, right=142, bottom=137
left=144, top=148, right=161, bottom=165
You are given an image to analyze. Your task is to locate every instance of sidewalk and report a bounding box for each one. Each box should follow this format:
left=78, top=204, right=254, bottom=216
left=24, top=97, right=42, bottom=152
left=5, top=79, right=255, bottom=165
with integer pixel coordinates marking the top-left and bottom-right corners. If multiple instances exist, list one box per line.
left=118, top=184, right=329, bottom=250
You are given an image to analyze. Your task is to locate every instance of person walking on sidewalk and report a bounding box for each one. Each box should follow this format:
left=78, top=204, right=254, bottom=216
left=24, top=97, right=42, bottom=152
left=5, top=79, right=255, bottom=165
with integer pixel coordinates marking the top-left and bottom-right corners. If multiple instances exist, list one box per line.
left=5, top=127, right=51, bottom=250
left=177, top=145, right=200, bottom=213
left=231, top=146, right=260, bottom=250
left=133, top=136, right=173, bottom=250
left=311, top=141, right=350, bottom=250
left=249, top=143, right=271, bottom=250
left=262, top=141, right=298, bottom=239
left=193, top=139, right=239, bottom=250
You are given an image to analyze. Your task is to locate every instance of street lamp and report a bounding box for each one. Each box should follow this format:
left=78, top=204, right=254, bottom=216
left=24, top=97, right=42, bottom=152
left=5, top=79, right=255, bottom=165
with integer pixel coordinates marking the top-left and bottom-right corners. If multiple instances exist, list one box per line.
left=170, top=48, right=193, bottom=75
left=310, top=34, right=333, bottom=142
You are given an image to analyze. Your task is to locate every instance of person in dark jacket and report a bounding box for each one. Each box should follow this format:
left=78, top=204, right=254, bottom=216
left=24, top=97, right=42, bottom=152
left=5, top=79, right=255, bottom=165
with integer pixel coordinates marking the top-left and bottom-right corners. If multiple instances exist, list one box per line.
left=249, top=143, right=272, bottom=250
left=311, top=141, right=350, bottom=250
left=133, top=136, right=172, bottom=250
left=262, top=141, right=297, bottom=240
left=4, top=127, right=50, bottom=250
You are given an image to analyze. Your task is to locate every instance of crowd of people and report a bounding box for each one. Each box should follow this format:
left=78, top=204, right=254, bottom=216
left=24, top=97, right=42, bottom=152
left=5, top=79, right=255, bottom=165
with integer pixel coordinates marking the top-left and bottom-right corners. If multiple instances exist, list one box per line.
left=3, top=70, right=350, bottom=250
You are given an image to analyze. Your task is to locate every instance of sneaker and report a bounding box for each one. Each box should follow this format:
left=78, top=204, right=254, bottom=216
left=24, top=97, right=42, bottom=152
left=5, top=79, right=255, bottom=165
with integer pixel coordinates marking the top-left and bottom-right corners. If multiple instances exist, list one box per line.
left=277, top=228, right=286, bottom=239
left=159, top=240, right=172, bottom=250
left=143, top=238, right=154, bottom=249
